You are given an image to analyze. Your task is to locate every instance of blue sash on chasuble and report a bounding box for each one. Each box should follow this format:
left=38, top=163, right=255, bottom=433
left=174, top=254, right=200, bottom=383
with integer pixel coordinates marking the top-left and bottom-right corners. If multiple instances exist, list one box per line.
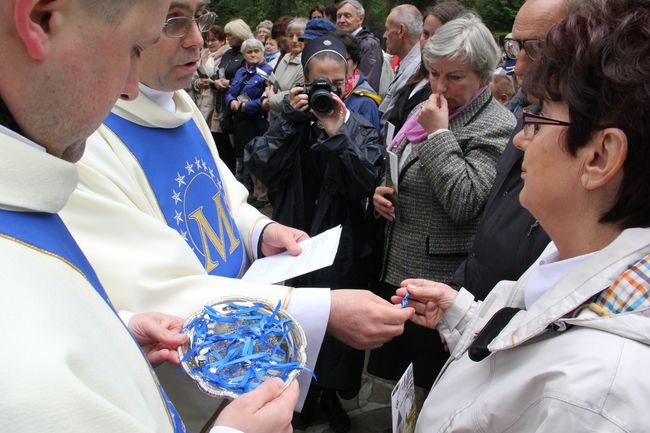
left=0, top=209, right=187, bottom=433
left=104, top=113, right=249, bottom=277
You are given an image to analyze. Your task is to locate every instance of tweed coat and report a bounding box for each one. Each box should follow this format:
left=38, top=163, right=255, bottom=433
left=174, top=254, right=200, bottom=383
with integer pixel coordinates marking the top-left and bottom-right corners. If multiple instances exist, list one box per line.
left=380, top=89, right=516, bottom=287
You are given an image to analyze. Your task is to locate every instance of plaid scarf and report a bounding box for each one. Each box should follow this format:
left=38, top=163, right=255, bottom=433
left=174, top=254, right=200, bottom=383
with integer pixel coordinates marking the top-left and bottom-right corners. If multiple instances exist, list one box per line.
left=594, top=254, right=650, bottom=314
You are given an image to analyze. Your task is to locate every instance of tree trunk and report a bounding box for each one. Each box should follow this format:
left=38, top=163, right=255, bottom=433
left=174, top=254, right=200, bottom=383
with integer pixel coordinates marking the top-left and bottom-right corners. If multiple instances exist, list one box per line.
left=279, top=0, right=289, bottom=16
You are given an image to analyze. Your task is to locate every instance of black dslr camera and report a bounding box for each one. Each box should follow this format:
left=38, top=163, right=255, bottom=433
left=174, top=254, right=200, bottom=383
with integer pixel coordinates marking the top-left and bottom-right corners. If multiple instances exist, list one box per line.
left=303, top=77, right=341, bottom=114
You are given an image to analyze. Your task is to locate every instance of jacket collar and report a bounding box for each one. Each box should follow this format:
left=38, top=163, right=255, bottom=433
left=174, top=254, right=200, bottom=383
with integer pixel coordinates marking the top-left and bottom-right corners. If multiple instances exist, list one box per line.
left=448, top=88, right=492, bottom=130
left=489, top=228, right=650, bottom=351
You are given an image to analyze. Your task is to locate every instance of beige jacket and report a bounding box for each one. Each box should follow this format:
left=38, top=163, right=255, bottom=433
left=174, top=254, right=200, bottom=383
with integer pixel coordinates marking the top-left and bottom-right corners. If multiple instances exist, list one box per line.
left=417, top=228, right=650, bottom=433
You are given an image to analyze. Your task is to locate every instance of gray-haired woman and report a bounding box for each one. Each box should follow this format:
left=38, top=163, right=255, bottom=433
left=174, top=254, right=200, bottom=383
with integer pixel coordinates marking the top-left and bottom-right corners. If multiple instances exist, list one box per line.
left=368, top=14, right=516, bottom=388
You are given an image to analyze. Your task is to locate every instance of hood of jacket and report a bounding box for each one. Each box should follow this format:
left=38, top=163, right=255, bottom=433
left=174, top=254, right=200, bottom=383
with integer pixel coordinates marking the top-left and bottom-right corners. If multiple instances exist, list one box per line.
left=355, top=27, right=380, bottom=43
left=488, top=228, right=650, bottom=352
left=349, top=75, right=382, bottom=105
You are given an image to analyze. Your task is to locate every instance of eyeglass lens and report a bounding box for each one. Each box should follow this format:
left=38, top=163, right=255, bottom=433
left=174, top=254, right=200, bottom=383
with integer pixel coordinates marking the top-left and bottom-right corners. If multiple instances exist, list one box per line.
left=165, top=13, right=215, bottom=38
left=504, top=39, right=539, bottom=61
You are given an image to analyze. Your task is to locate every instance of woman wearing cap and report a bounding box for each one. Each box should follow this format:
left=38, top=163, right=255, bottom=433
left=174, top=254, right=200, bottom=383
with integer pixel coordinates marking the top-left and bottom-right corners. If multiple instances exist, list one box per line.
left=246, top=35, right=383, bottom=432
left=264, top=18, right=308, bottom=114
left=368, top=14, right=516, bottom=389
left=399, top=2, right=650, bottom=431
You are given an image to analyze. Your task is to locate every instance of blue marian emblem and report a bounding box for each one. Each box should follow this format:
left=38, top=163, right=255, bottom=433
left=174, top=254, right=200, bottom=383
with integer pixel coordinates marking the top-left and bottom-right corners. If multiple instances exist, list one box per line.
left=172, top=155, right=245, bottom=275
left=104, top=113, right=249, bottom=278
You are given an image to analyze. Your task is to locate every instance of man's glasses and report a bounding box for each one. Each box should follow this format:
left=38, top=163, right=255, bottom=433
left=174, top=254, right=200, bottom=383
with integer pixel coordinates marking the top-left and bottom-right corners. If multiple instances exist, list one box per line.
left=522, top=111, right=571, bottom=138
left=162, top=12, right=216, bottom=38
left=504, top=38, right=541, bottom=61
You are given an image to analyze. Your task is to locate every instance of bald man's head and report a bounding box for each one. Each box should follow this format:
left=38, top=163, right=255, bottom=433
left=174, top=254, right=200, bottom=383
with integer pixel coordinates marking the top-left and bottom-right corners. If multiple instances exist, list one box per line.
left=512, top=0, right=568, bottom=82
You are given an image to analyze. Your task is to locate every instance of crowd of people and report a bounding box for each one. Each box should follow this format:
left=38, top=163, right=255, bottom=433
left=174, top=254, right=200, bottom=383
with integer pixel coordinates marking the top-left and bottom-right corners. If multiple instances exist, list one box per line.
left=1, top=0, right=649, bottom=433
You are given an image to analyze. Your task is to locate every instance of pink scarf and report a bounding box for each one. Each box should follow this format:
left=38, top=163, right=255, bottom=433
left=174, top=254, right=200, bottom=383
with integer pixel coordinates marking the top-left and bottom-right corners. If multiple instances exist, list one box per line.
left=389, top=85, right=488, bottom=150
left=344, top=69, right=362, bottom=99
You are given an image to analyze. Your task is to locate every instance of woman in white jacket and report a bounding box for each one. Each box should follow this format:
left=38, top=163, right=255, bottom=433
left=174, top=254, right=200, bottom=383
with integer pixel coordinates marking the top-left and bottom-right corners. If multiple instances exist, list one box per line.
left=398, top=1, right=650, bottom=432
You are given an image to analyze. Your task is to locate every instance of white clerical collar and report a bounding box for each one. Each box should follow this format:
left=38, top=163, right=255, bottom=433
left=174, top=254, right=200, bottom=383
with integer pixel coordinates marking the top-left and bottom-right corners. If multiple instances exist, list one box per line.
left=0, top=124, right=45, bottom=152
left=524, top=247, right=595, bottom=309
left=138, top=83, right=176, bottom=113
left=351, top=27, right=363, bottom=37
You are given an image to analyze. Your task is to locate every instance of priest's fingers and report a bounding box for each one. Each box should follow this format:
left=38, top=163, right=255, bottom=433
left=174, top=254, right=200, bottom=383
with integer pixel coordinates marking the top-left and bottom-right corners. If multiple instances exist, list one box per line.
left=378, top=303, right=415, bottom=325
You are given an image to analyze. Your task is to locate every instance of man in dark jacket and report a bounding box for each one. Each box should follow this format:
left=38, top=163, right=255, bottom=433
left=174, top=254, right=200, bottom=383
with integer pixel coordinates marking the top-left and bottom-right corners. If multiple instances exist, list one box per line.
left=336, top=0, right=383, bottom=92
left=450, top=0, right=569, bottom=300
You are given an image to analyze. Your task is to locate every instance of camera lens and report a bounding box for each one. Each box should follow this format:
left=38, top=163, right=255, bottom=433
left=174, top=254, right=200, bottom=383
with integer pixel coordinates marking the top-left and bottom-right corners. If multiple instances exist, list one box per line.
left=310, top=90, right=333, bottom=114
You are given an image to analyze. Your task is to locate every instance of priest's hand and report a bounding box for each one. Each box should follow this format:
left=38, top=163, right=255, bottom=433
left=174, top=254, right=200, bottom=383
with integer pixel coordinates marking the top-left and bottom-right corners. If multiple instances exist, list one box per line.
left=260, top=222, right=309, bottom=257
left=393, top=279, right=458, bottom=330
left=214, top=378, right=298, bottom=433
left=327, top=290, right=414, bottom=349
left=128, top=312, right=188, bottom=367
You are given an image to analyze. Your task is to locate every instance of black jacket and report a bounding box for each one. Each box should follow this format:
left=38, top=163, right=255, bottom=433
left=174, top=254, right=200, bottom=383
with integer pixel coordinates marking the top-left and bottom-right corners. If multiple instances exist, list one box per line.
left=218, top=45, right=244, bottom=80
left=355, top=27, right=383, bottom=94
left=451, top=112, right=550, bottom=300
left=384, top=80, right=431, bottom=133
left=245, top=101, right=384, bottom=288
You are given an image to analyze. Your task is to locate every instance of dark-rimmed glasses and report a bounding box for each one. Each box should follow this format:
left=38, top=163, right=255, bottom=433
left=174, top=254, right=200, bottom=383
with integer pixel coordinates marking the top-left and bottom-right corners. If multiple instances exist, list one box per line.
left=504, top=38, right=541, bottom=61
left=162, top=11, right=217, bottom=38
left=522, top=111, right=571, bottom=138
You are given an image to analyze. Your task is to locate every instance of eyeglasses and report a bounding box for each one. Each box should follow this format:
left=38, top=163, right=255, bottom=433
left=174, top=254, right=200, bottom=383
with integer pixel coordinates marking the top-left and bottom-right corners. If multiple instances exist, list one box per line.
left=522, top=111, right=571, bottom=138
left=162, top=11, right=216, bottom=38
left=504, top=38, right=541, bottom=61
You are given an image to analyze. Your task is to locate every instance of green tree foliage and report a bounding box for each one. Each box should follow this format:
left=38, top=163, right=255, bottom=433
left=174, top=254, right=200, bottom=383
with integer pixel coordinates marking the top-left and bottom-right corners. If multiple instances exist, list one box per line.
left=468, top=0, right=525, bottom=32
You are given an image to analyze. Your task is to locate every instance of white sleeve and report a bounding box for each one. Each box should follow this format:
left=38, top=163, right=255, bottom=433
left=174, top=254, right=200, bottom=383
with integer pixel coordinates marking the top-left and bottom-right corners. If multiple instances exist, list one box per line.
left=437, top=288, right=478, bottom=353
left=251, top=219, right=274, bottom=260
left=209, top=427, right=243, bottom=433
left=118, top=310, right=135, bottom=327
left=284, top=287, right=330, bottom=410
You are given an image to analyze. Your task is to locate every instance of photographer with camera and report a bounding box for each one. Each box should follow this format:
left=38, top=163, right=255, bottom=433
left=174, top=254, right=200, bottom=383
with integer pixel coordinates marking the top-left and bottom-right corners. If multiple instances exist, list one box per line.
left=246, top=35, right=383, bottom=432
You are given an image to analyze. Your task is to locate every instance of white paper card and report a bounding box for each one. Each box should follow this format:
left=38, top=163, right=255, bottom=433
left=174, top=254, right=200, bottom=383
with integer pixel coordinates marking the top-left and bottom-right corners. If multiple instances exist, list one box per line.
left=241, top=225, right=342, bottom=285
left=384, top=121, right=396, bottom=148
left=391, top=363, right=416, bottom=433
left=388, top=150, right=399, bottom=192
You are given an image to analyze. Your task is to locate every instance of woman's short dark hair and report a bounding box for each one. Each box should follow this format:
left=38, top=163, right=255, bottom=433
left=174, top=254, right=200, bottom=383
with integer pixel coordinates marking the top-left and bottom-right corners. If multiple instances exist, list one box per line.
left=310, top=5, right=326, bottom=19
left=272, top=16, right=293, bottom=39
left=206, top=25, right=226, bottom=42
left=332, top=30, right=361, bottom=66
left=324, top=3, right=338, bottom=22
left=524, top=0, right=650, bottom=229
left=423, top=1, right=465, bottom=25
